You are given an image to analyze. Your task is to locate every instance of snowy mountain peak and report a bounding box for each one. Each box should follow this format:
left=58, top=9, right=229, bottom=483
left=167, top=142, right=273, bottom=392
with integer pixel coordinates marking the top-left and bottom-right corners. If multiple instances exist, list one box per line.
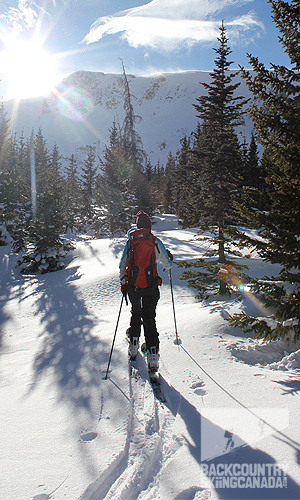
left=6, top=70, right=253, bottom=163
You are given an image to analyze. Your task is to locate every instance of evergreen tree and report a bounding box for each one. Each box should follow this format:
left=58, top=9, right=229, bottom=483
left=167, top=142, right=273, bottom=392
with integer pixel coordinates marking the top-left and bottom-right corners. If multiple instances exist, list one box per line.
left=64, top=154, right=81, bottom=231
left=0, top=101, right=11, bottom=169
left=81, top=146, right=98, bottom=217
left=144, top=158, right=153, bottom=184
left=18, top=134, right=72, bottom=273
left=120, top=61, right=150, bottom=212
left=2, top=132, right=24, bottom=245
left=242, top=133, right=261, bottom=188
left=9, top=132, right=32, bottom=252
left=175, top=134, right=193, bottom=224
left=229, top=0, right=300, bottom=340
left=178, top=22, right=248, bottom=297
left=102, top=119, right=125, bottom=188
left=0, top=101, right=11, bottom=245
left=163, top=152, right=176, bottom=213
left=96, top=120, right=133, bottom=234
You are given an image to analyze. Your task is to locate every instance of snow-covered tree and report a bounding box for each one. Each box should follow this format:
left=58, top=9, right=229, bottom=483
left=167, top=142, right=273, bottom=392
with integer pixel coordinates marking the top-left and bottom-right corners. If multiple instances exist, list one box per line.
left=178, top=22, right=248, bottom=297
left=64, top=154, right=81, bottom=231
left=81, top=146, right=98, bottom=220
left=174, top=134, right=193, bottom=224
left=18, top=135, right=73, bottom=274
left=162, top=152, right=177, bottom=213
left=0, top=101, right=11, bottom=245
left=229, top=0, right=300, bottom=340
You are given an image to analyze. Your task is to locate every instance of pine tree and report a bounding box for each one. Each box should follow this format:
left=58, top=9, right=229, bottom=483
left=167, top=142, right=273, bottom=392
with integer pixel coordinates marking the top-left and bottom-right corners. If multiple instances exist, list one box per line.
left=102, top=119, right=125, bottom=189
left=64, top=154, right=81, bottom=231
left=177, top=22, right=248, bottom=298
left=9, top=132, right=32, bottom=252
left=163, top=152, right=176, bottom=213
left=228, top=0, right=300, bottom=340
left=175, top=134, right=193, bottom=225
left=18, top=134, right=72, bottom=273
left=0, top=101, right=11, bottom=245
left=2, top=132, right=23, bottom=244
left=96, top=119, right=132, bottom=234
left=0, top=101, right=11, bottom=169
left=243, top=132, right=262, bottom=188
left=81, top=146, right=98, bottom=222
left=120, top=61, right=150, bottom=212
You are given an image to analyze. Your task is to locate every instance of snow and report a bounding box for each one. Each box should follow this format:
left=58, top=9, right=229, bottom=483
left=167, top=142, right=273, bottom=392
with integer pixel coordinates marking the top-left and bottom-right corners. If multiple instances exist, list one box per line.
left=5, top=71, right=254, bottom=166
left=1, top=215, right=300, bottom=500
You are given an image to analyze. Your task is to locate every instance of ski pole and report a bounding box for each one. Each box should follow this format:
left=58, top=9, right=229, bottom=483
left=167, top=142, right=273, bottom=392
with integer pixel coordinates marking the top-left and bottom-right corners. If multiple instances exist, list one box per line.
left=169, top=268, right=180, bottom=345
left=105, top=295, right=124, bottom=379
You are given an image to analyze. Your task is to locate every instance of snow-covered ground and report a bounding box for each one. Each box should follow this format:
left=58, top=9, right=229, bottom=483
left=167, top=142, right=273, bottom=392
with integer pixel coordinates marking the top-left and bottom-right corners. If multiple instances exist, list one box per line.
left=1, top=215, right=300, bottom=500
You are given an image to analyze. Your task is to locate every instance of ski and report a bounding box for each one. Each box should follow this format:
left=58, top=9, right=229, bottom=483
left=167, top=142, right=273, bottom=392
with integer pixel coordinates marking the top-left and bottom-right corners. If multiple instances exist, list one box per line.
left=129, top=357, right=139, bottom=380
left=128, top=338, right=166, bottom=403
left=149, top=372, right=167, bottom=403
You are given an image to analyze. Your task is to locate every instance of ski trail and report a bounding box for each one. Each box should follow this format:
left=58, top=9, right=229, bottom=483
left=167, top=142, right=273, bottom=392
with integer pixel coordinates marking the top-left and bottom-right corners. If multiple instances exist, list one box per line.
left=79, top=364, right=134, bottom=500
left=80, top=355, right=188, bottom=500
left=102, top=357, right=164, bottom=499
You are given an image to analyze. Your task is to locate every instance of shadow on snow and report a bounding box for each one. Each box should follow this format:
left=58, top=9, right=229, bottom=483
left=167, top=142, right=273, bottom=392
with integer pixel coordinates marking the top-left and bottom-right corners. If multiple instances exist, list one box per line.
left=161, top=373, right=300, bottom=499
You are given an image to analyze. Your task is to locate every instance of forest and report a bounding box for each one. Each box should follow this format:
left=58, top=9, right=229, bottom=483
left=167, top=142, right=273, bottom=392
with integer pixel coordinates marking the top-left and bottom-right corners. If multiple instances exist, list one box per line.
left=0, top=0, right=299, bottom=342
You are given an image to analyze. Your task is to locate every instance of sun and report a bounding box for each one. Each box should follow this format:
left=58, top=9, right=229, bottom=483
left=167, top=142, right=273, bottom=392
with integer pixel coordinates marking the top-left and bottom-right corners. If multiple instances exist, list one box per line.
left=0, top=36, right=60, bottom=100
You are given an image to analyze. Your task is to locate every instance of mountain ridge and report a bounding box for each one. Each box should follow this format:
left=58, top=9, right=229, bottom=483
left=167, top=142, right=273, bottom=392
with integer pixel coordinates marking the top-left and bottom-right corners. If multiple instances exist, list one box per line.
left=5, top=70, right=254, bottom=164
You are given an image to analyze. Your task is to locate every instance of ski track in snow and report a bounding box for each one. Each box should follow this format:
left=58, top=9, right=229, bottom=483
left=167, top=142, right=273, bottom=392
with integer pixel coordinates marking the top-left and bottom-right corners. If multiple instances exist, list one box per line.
left=2, top=215, right=300, bottom=499
left=81, top=354, right=184, bottom=500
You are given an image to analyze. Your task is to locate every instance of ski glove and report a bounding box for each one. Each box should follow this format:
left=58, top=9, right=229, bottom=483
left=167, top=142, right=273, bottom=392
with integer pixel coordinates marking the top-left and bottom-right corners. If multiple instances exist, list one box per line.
left=120, top=278, right=128, bottom=305
left=167, top=249, right=174, bottom=262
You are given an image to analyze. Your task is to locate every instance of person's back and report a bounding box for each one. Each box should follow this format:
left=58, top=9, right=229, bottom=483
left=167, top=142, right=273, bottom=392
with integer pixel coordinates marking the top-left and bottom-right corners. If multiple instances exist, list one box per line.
left=119, top=211, right=173, bottom=374
left=127, top=227, right=159, bottom=289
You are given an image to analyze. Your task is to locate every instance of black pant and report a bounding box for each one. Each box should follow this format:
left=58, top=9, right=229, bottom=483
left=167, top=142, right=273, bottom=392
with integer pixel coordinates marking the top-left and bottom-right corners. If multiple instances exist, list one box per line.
left=127, top=284, right=160, bottom=351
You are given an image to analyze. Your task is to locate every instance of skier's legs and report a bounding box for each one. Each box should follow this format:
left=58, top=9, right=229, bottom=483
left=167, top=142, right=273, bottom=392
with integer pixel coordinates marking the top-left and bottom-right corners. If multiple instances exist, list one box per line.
left=127, top=285, right=142, bottom=340
left=141, top=287, right=160, bottom=351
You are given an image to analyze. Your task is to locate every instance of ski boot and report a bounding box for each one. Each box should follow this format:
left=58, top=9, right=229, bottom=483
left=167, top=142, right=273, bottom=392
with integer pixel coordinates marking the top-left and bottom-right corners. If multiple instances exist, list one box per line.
left=147, top=346, right=159, bottom=375
left=128, top=336, right=139, bottom=360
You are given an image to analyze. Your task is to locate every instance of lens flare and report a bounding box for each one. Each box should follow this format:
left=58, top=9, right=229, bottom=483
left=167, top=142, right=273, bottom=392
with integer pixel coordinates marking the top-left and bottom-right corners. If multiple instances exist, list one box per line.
left=56, top=86, right=94, bottom=121
left=219, top=263, right=269, bottom=315
left=219, top=264, right=245, bottom=290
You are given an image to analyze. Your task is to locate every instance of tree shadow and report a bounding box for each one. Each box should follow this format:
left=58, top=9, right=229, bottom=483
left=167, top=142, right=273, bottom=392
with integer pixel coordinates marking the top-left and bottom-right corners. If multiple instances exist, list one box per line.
left=0, top=277, right=10, bottom=350
left=0, top=245, right=35, bottom=350
left=109, top=239, right=126, bottom=258
left=159, top=377, right=300, bottom=499
left=20, top=263, right=131, bottom=479
left=27, top=265, right=110, bottom=413
left=274, top=377, right=300, bottom=396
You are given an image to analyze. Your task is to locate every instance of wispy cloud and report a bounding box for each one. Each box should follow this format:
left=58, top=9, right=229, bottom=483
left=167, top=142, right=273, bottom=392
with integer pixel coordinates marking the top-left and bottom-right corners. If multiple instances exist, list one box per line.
left=0, top=1, right=38, bottom=34
left=84, top=0, right=264, bottom=51
left=116, top=0, right=255, bottom=19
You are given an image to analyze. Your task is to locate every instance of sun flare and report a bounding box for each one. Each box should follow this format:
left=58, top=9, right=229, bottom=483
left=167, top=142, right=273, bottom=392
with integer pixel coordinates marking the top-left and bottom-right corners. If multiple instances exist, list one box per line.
left=0, top=36, right=60, bottom=100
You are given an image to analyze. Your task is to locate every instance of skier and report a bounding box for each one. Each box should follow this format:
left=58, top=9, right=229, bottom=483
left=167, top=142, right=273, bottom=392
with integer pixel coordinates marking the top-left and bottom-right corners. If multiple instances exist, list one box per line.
left=119, top=211, right=173, bottom=374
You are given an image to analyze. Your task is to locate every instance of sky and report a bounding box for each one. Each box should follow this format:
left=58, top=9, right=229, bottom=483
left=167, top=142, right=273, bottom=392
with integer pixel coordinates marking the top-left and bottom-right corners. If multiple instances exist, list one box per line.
left=0, top=0, right=293, bottom=100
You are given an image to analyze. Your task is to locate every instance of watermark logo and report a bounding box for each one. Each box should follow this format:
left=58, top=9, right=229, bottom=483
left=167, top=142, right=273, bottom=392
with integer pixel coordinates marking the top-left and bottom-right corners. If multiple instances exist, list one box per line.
left=200, top=462, right=288, bottom=489
left=199, top=407, right=290, bottom=493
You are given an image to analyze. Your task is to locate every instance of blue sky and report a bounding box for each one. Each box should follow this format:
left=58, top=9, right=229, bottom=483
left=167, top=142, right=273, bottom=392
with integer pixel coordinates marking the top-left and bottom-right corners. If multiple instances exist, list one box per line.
left=0, top=0, right=292, bottom=99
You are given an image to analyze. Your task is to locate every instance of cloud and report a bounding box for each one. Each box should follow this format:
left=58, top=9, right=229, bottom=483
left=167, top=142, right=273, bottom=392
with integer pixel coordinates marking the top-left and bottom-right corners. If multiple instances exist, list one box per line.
left=84, top=0, right=263, bottom=51
left=0, top=1, right=38, bottom=33
left=85, top=16, right=221, bottom=50
left=117, top=0, right=255, bottom=20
